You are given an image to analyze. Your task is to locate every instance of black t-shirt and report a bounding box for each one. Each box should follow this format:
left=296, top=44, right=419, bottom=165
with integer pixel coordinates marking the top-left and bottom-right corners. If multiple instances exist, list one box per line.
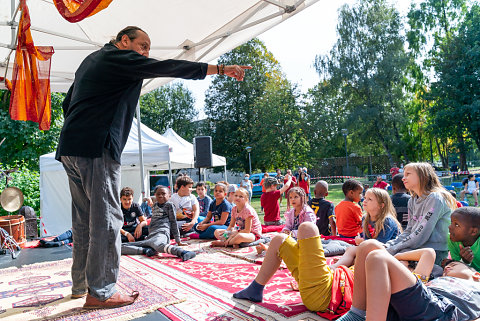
left=56, top=43, right=207, bottom=163
left=308, top=198, right=335, bottom=236
left=390, top=193, right=411, bottom=228
left=122, top=202, right=144, bottom=233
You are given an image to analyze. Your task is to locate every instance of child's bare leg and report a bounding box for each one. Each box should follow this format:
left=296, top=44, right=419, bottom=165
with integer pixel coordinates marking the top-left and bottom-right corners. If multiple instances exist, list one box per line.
left=351, top=240, right=385, bottom=311
left=227, top=233, right=255, bottom=247
left=255, top=234, right=288, bottom=284
left=211, top=229, right=227, bottom=246
left=233, top=233, right=288, bottom=302
left=364, top=249, right=418, bottom=321
left=330, top=246, right=357, bottom=269
left=460, top=190, right=466, bottom=201
left=473, top=190, right=478, bottom=203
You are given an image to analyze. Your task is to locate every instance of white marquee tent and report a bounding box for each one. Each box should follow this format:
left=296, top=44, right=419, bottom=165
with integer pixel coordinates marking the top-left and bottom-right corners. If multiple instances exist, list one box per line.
left=1, top=0, right=320, bottom=235
left=39, top=119, right=227, bottom=236
left=1, top=0, right=320, bottom=94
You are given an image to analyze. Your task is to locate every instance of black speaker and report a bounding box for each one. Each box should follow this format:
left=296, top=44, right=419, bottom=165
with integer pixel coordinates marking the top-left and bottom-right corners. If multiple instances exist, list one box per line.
left=194, top=136, right=213, bottom=168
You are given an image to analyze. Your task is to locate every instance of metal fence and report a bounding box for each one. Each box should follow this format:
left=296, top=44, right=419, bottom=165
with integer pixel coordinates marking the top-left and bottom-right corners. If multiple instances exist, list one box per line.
left=309, top=155, right=391, bottom=180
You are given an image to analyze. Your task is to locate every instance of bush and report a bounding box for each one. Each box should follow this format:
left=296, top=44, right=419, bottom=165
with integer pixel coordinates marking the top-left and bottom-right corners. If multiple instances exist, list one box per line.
left=0, top=165, right=40, bottom=217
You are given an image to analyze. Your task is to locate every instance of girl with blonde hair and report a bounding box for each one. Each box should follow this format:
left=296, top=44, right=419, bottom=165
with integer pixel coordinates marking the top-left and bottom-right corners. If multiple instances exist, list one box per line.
left=385, top=162, right=456, bottom=265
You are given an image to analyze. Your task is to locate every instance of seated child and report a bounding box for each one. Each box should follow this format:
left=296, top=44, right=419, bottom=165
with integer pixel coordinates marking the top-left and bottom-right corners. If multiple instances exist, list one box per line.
left=448, top=207, right=480, bottom=272
left=385, top=162, right=456, bottom=265
left=335, top=180, right=363, bottom=238
left=120, top=187, right=148, bottom=243
left=227, top=184, right=238, bottom=206
left=195, top=182, right=232, bottom=239
left=460, top=174, right=479, bottom=206
left=261, top=175, right=293, bottom=225
left=308, top=180, right=336, bottom=236
left=196, top=181, right=213, bottom=222
left=39, top=229, right=73, bottom=247
left=331, top=188, right=402, bottom=269
left=171, top=175, right=200, bottom=236
left=337, top=243, right=480, bottom=321
left=390, top=173, right=411, bottom=229
left=281, top=187, right=316, bottom=238
left=233, top=222, right=436, bottom=316
left=121, top=185, right=196, bottom=261
left=212, top=188, right=262, bottom=247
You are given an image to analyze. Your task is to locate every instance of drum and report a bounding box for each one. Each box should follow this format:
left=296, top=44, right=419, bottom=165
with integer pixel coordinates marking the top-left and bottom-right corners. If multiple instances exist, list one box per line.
left=0, top=215, right=26, bottom=248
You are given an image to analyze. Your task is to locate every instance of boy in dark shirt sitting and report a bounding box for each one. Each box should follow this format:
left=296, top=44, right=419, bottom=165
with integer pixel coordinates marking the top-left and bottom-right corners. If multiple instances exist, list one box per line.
left=390, top=174, right=411, bottom=229
left=121, top=185, right=196, bottom=261
left=120, top=187, right=148, bottom=243
left=308, top=180, right=336, bottom=236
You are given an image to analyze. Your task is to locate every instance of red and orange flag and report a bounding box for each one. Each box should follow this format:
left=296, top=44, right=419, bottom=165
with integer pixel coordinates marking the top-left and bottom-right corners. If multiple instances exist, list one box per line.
left=7, top=0, right=54, bottom=130
left=53, top=0, right=113, bottom=23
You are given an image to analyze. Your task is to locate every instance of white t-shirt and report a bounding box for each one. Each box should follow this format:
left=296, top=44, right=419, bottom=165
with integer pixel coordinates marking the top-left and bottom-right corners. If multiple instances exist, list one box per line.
left=467, top=180, right=478, bottom=193
left=170, top=194, right=199, bottom=220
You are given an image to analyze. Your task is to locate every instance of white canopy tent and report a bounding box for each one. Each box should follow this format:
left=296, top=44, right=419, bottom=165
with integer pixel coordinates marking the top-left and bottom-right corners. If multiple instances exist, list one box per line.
left=39, top=119, right=227, bottom=236
left=1, top=0, right=321, bottom=235
left=0, top=0, right=320, bottom=94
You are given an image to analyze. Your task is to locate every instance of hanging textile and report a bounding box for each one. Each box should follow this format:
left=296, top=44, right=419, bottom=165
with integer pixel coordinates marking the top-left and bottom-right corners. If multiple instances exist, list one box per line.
left=53, top=0, right=113, bottom=23
left=6, top=0, right=54, bottom=131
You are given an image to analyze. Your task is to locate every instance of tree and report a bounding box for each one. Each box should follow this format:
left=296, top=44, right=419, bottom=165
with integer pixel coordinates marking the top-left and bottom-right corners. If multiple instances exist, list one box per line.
left=253, top=78, right=310, bottom=170
left=429, top=4, right=480, bottom=156
left=0, top=90, right=64, bottom=169
left=203, top=39, right=285, bottom=171
left=315, top=0, right=411, bottom=165
left=407, top=0, right=470, bottom=169
left=139, top=82, right=198, bottom=142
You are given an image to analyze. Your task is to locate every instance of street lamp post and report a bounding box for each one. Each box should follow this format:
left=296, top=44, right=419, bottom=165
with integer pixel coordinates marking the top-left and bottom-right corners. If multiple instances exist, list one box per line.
left=246, top=146, right=252, bottom=174
left=341, top=129, right=349, bottom=176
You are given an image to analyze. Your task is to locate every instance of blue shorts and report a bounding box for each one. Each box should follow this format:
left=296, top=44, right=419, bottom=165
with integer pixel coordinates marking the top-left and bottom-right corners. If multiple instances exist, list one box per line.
left=387, top=279, right=455, bottom=321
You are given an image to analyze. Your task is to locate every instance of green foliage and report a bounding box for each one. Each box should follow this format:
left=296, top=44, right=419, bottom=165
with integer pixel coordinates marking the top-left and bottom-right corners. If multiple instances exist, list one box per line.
left=203, top=38, right=307, bottom=171
left=140, top=83, right=198, bottom=142
left=0, top=165, right=40, bottom=216
left=314, top=0, right=412, bottom=164
left=0, top=90, right=64, bottom=169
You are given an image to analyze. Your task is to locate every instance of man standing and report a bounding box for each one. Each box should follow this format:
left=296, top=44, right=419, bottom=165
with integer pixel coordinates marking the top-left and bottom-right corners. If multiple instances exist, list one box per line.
left=56, top=26, right=250, bottom=309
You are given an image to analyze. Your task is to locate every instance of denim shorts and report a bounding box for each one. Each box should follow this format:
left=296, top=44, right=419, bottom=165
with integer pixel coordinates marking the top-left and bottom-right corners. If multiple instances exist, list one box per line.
left=387, top=279, right=455, bottom=321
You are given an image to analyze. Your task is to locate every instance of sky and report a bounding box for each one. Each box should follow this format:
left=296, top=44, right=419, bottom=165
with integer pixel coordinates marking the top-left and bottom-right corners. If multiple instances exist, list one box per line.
left=179, top=0, right=415, bottom=119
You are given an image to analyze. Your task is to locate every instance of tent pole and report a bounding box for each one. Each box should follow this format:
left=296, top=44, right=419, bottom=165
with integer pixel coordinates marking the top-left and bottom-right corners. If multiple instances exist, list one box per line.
left=224, top=165, right=227, bottom=182
left=135, top=101, right=146, bottom=198
left=168, top=151, right=173, bottom=192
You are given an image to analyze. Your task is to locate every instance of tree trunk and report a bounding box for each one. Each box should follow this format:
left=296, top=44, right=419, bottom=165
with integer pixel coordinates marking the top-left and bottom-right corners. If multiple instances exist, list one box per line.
left=392, top=121, right=410, bottom=163
left=457, top=131, right=468, bottom=171
left=435, top=137, right=447, bottom=168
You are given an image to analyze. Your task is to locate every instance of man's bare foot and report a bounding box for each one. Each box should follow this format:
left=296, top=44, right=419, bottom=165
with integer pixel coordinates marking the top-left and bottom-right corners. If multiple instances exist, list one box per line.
left=211, top=240, right=226, bottom=247
left=256, top=242, right=268, bottom=255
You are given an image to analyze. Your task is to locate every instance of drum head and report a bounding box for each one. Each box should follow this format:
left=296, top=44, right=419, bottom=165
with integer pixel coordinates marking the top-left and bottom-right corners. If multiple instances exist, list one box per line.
left=1, top=187, right=24, bottom=212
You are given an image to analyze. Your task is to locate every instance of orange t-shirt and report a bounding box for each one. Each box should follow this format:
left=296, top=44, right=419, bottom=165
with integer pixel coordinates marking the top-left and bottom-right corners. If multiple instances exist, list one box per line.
left=335, top=200, right=363, bottom=237
left=260, top=178, right=266, bottom=193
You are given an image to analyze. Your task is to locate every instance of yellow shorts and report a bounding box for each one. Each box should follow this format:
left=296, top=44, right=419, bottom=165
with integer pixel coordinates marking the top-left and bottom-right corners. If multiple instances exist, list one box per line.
left=278, top=235, right=333, bottom=311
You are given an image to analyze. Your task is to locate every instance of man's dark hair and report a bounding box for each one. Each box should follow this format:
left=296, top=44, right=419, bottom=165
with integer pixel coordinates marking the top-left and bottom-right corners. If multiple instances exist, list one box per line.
left=391, top=174, right=406, bottom=191
left=176, top=175, right=194, bottom=188
left=110, top=26, right=145, bottom=45
left=342, top=179, right=363, bottom=195
left=453, top=207, right=480, bottom=229
left=120, top=187, right=134, bottom=198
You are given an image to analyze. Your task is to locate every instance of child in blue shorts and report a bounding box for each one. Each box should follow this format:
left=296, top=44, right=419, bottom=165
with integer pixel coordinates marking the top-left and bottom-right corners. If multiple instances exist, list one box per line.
left=337, top=242, right=480, bottom=321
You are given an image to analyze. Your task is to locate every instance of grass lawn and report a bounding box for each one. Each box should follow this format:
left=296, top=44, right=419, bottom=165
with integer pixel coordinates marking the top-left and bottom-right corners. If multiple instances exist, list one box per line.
left=249, top=184, right=346, bottom=224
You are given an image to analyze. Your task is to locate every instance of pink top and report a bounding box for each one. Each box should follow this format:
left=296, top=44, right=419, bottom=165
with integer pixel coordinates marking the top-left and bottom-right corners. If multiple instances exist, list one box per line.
left=282, top=205, right=317, bottom=238
left=231, top=204, right=262, bottom=236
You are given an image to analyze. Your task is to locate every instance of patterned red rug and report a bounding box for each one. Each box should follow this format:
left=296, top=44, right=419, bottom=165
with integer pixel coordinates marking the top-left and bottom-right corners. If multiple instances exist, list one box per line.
left=0, top=257, right=184, bottom=320
left=131, top=245, right=329, bottom=320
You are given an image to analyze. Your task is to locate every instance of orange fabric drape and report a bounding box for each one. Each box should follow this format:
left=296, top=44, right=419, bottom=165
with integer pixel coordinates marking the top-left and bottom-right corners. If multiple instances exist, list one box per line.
left=53, top=0, right=113, bottom=23
left=7, top=0, right=54, bottom=131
